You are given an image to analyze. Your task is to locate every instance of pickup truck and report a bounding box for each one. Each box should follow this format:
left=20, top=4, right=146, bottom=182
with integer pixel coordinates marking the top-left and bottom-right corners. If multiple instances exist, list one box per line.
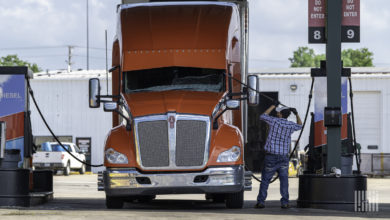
left=33, top=142, right=86, bottom=175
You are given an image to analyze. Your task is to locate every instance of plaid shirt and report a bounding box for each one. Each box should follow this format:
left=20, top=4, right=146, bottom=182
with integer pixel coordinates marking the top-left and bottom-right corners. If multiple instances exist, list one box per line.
left=260, top=114, right=302, bottom=156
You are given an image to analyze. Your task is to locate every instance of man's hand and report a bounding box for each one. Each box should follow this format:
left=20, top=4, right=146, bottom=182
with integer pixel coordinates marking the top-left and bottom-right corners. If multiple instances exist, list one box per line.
left=273, top=99, right=280, bottom=107
left=290, top=108, right=298, bottom=115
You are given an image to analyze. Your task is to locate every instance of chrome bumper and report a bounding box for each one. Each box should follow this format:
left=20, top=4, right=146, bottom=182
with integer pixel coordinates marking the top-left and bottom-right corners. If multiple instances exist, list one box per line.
left=33, top=163, right=64, bottom=169
left=98, top=165, right=252, bottom=196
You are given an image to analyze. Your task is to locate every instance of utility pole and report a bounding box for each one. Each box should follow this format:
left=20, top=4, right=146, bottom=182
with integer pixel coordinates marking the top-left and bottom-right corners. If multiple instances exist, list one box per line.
left=66, top=46, right=74, bottom=73
left=86, top=0, right=90, bottom=70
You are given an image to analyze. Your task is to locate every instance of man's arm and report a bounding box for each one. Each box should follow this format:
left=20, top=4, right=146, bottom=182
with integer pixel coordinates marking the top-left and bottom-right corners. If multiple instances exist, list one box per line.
left=296, top=114, right=302, bottom=125
left=263, top=100, right=279, bottom=115
left=264, top=105, right=276, bottom=115
left=290, top=108, right=302, bottom=125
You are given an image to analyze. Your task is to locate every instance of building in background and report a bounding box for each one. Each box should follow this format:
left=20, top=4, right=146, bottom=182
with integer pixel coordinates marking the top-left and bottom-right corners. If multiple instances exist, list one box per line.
left=253, top=67, right=390, bottom=175
left=29, top=68, right=390, bottom=174
left=30, top=70, right=111, bottom=172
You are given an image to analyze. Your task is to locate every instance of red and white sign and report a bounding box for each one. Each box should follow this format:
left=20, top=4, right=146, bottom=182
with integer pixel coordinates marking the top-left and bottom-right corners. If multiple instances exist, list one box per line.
left=309, top=0, right=326, bottom=27
left=342, top=0, right=360, bottom=26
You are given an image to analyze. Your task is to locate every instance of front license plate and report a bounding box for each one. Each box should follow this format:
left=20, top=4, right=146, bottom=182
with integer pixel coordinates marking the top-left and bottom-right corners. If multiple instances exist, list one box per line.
left=44, top=163, right=50, bottom=167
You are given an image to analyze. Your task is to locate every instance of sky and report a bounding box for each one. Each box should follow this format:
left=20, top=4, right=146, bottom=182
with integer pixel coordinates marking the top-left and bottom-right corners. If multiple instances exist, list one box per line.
left=0, top=0, right=389, bottom=72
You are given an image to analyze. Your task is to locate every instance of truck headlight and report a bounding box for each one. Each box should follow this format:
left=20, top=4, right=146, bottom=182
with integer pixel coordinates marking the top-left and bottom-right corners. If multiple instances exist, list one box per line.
left=217, top=146, right=241, bottom=163
left=105, top=148, right=128, bottom=164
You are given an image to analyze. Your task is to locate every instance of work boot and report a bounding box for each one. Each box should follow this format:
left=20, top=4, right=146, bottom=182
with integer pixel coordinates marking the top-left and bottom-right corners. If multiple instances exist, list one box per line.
left=254, top=203, right=265, bottom=209
left=281, top=204, right=290, bottom=209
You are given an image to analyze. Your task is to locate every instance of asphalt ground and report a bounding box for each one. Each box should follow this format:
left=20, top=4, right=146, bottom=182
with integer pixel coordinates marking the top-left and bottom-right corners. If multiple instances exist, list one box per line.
left=1, top=174, right=390, bottom=219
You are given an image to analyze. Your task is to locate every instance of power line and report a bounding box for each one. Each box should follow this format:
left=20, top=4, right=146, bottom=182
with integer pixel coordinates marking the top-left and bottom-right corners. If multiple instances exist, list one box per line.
left=20, top=55, right=68, bottom=58
left=0, top=45, right=112, bottom=51
left=73, top=55, right=110, bottom=60
left=0, top=46, right=67, bottom=50
left=74, top=46, right=112, bottom=51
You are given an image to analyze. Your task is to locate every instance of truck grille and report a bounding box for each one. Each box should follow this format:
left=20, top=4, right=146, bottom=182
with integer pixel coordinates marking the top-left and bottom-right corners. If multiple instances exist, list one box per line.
left=135, top=114, right=210, bottom=170
left=176, top=120, right=207, bottom=166
left=137, top=120, right=169, bottom=167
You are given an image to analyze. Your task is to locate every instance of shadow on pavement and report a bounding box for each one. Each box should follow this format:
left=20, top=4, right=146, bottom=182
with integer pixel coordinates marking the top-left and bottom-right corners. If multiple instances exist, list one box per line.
left=11, top=198, right=390, bottom=218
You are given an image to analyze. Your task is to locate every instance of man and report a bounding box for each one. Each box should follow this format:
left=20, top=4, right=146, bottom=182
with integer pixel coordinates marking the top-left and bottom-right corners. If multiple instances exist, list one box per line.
left=255, top=101, right=302, bottom=209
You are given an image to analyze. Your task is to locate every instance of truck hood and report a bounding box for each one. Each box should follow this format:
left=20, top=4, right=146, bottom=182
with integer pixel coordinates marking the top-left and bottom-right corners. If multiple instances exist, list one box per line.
left=123, top=91, right=224, bottom=117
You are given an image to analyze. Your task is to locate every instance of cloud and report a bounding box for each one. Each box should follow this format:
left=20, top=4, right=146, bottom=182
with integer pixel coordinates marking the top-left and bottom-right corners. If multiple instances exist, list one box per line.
left=0, top=0, right=389, bottom=70
left=0, top=0, right=120, bottom=70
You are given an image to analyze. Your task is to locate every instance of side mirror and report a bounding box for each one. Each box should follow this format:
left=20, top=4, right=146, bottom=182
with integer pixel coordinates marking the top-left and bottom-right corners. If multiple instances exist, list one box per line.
left=247, top=75, right=259, bottom=106
left=0, top=121, right=6, bottom=159
left=226, top=100, right=240, bottom=110
left=89, top=78, right=101, bottom=108
left=103, top=102, right=118, bottom=112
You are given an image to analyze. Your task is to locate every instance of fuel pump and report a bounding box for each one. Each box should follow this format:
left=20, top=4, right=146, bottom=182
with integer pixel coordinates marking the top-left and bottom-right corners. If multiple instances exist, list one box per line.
left=297, top=0, right=367, bottom=211
left=0, top=66, right=53, bottom=207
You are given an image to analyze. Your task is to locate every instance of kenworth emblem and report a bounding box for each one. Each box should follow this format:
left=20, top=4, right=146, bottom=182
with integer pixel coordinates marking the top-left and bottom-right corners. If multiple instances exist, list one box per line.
left=168, top=116, right=175, bottom=129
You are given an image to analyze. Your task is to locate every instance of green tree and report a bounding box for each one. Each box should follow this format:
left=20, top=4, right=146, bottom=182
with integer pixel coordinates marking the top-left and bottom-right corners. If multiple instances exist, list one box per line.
left=0, top=54, right=41, bottom=72
left=342, top=48, right=374, bottom=67
left=288, top=47, right=316, bottom=67
left=289, top=47, right=374, bottom=67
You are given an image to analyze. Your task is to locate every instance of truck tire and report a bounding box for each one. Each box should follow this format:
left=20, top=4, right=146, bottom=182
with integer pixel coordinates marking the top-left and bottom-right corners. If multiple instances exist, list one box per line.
left=106, top=196, right=124, bottom=209
left=205, top=194, right=225, bottom=203
left=64, top=162, right=71, bottom=176
left=225, top=190, right=244, bottom=209
left=137, top=195, right=156, bottom=203
left=79, top=164, right=86, bottom=174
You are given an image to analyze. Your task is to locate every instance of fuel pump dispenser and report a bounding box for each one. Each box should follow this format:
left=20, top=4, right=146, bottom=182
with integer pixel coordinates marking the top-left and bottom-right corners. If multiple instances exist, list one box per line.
left=0, top=66, right=53, bottom=207
left=297, top=0, right=367, bottom=211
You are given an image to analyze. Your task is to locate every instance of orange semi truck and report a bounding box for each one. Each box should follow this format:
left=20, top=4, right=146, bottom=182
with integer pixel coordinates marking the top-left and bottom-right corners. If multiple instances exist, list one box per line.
left=89, top=0, right=259, bottom=209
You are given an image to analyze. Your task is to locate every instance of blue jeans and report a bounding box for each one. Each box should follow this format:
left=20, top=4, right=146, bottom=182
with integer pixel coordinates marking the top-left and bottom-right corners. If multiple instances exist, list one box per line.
left=257, top=154, right=289, bottom=206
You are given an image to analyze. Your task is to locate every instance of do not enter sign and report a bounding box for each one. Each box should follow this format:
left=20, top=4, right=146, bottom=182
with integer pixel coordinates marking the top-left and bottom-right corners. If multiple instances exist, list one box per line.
left=308, top=0, right=360, bottom=43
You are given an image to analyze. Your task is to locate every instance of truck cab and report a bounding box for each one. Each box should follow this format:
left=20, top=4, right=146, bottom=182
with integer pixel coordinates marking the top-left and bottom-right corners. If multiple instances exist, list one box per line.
left=89, top=0, right=258, bottom=209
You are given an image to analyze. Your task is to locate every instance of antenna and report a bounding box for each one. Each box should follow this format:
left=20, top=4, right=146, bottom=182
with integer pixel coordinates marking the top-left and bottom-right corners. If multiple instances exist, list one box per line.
left=86, top=0, right=89, bottom=70
left=105, top=30, right=109, bottom=95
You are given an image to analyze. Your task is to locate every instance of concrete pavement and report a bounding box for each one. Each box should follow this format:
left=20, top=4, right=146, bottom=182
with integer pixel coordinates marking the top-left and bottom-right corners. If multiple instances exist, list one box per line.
left=0, top=174, right=389, bottom=219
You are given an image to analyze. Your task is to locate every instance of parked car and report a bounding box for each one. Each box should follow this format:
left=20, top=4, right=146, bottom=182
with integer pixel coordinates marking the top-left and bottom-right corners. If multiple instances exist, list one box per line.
left=33, top=142, right=86, bottom=175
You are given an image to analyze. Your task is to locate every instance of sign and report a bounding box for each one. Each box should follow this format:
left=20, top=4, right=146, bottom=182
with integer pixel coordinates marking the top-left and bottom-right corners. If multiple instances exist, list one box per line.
left=308, top=0, right=326, bottom=43
left=342, top=0, right=360, bottom=42
left=76, top=137, right=91, bottom=154
left=0, top=73, right=26, bottom=167
left=308, top=0, right=360, bottom=43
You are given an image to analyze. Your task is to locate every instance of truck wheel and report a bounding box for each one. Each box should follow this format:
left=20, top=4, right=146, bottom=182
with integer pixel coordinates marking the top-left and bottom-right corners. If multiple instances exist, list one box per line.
left=64, top=162, right=71, bottom=176
left=106, top=196, right=124, bottom=209
left=137, top=195, right=156, bottom=203
left=79, top=164, right=86, bottom=174
left=225, top=190, right=244, bottom=209
left=205, top=194, right=225, bottom=203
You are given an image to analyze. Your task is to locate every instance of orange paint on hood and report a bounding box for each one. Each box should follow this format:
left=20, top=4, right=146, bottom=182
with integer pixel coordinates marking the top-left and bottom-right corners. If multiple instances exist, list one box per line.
left=124, top=91, right=224, bottom=117
left=119, top=4, right=233, bottom=71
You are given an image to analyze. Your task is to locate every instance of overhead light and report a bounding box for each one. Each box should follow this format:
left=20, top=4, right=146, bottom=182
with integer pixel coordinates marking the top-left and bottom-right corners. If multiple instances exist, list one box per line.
left=290, top=84, right=298, bottom=91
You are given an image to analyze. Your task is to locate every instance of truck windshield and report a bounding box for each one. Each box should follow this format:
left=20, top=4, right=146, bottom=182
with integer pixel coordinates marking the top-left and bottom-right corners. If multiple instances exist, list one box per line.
left=51, top=144, right=71, bottom=152
left=124, top=67, right=225, bottom=93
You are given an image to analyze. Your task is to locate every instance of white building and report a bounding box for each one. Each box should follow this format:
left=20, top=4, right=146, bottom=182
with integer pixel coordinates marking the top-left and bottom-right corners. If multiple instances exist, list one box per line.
left=29, top=68, right=390, bottom=174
